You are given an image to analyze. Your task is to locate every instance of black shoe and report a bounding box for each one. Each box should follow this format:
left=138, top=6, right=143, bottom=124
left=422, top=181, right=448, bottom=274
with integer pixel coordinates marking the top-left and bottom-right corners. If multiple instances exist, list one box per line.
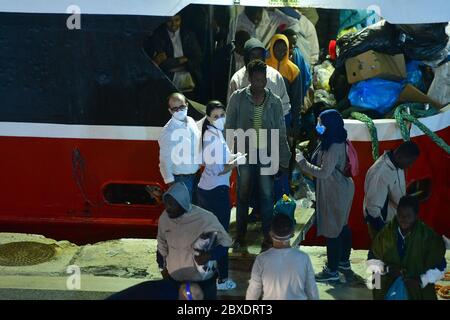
left=232, top=238, right=248, bottom=254
left=315, top=266, right=340, bottom=282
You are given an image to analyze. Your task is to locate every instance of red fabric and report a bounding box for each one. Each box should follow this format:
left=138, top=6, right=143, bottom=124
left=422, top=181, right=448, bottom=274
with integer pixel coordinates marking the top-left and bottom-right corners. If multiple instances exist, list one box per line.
left=328, top=40, right=337, bottom=60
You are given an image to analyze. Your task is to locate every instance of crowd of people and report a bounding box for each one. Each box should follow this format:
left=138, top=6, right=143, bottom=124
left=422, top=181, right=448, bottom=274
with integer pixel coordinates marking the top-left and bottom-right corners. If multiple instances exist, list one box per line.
left=124, top=6, right=448, bottom=301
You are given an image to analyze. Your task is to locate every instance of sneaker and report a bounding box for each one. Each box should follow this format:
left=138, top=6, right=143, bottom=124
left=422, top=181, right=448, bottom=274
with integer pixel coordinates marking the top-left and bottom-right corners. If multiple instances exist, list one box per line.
left=217, top=279, right=237, bottom=291
left=232, top=238, right=248, bottom=254
left=338, top=261, right=352, bottom=272
left=315, top=266, right=340, bottom=282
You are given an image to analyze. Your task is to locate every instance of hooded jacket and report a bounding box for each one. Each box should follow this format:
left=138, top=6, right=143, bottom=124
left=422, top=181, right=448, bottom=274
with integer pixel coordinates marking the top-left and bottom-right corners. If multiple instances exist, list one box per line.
left=266, top=34, right=300, bottom=84
left=157, top=183, right=232, bottom=282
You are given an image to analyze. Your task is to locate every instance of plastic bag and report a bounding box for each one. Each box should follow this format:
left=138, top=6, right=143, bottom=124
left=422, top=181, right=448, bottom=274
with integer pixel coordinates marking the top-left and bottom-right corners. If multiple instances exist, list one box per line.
left=428, top=60, right=450, bottom=105
left=385, top=277, right=409, bottom=300
left=313, top=60, right=335, bottom=91
left=336, top=20, right=402, bottom=68
left=348, top=78, right=403, bottom=115
left=397, top=23, right=449, bottom=62
left=314, top=89, right=336, bottom=107
left=404, top=60, right=425, bottom=92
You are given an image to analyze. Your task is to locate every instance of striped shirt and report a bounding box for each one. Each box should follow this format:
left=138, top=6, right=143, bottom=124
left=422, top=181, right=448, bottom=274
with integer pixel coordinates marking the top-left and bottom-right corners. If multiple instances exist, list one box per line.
left=253, top=99, right=265, bottom=149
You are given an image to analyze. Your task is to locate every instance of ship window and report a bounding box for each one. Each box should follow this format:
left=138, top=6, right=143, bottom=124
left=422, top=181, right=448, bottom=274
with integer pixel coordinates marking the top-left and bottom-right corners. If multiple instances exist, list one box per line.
left=103, top=183, right=163, bottom=206
left=406, top=178, right=432, bottom=203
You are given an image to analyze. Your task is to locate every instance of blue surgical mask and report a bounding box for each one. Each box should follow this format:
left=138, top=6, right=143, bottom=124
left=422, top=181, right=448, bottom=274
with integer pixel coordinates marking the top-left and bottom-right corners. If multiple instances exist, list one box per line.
left=316, top=123, right=326, bottom=135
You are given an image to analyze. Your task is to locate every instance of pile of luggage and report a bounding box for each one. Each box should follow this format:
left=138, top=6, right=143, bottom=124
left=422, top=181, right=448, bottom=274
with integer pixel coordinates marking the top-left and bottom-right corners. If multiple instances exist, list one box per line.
left=311, top=20, right=450, bottom=119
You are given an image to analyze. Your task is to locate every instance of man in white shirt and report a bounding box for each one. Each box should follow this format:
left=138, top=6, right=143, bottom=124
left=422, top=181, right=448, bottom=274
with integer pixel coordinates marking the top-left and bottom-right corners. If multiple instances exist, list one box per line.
left=364, top=141, right=420, bottom=240
left=236, top=7, right=297, bottom=48
left=228, top=38, right=291, bottom=117
left=158, top=92, right=201, bottom=200
left=145, top=15, right=203, bottom=99
left=246, top=214, right=319, bottom=300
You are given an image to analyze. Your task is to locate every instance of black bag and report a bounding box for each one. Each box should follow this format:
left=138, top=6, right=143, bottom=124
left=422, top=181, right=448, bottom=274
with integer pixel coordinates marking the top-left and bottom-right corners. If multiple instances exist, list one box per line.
left=336, top=20, right=402, bottom=68
left=396, top=23, right=449, bottom=62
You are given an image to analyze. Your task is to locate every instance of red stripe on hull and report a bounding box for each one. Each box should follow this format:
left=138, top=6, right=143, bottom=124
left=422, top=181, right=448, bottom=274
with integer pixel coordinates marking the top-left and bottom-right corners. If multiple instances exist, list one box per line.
left=0, top=126, right=449, bottom=247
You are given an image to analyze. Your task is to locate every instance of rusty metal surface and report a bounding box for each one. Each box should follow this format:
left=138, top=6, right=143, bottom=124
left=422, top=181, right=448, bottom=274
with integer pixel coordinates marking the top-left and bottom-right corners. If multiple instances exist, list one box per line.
left=0, top=241, right=56, bottom=266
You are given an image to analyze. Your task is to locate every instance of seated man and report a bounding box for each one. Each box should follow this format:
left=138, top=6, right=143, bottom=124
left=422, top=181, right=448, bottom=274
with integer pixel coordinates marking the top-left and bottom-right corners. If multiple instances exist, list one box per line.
left=369, top=195, right=447, bottom=300
left=145, top=14, right=203, bottom=100
left=246, top=214, right=319, bottom=300
left=105, top=280, right=203, bottom=300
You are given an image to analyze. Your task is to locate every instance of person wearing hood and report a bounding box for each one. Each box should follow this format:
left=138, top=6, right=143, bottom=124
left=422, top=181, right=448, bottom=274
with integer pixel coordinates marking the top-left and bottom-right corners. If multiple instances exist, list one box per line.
left=158, top=92, right=201, bottom=201
left=197, top=100, right=242, bottom=291
left=296, top=109, right=355, bottom=282
left=157, top=182, right=233, bottom=300
left=266, top=34, right=302, bottom=202
left=228, top=38, right=291, bottom=118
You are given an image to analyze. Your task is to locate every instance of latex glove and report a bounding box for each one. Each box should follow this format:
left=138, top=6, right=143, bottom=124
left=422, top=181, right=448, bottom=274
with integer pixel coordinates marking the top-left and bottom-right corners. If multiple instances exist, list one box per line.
left=233, top=152, right=247, bottom=165
left=296, top=150, right=305, bottom=163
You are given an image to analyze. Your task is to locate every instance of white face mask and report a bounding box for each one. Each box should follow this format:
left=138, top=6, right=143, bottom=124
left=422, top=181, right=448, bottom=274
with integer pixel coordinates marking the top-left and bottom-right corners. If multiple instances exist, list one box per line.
left=213, top=117, right=226, bottom=131
left=172, top=109, right=188, bottom=121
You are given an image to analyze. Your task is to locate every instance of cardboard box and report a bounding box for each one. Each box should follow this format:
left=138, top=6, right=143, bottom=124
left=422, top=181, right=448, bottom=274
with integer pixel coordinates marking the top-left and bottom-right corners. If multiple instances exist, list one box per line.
left=398, top=84, right=444, bottom=110
left=345, top=50, right=407, bottom=84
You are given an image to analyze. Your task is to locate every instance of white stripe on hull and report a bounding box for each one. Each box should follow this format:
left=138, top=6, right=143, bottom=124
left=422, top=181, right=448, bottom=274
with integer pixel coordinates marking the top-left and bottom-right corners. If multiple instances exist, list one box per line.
left=0, top=110, right=448, bottom=142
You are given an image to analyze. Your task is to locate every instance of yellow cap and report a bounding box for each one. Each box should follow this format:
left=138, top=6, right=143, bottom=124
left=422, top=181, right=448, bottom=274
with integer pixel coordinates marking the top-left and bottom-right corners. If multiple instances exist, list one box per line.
left=282, top=194, right=290, bottom=202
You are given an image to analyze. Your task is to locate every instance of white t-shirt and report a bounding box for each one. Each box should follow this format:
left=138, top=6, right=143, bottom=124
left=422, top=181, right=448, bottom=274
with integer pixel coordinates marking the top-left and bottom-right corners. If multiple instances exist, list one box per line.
left=246, top=247, right=319, bottom=300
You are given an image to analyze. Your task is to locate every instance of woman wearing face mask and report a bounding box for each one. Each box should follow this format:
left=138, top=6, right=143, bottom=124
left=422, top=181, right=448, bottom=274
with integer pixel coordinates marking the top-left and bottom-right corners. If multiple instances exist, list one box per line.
left=295, top=109, right=355, bottom=282
left=197, top=100, right=241, bottom=291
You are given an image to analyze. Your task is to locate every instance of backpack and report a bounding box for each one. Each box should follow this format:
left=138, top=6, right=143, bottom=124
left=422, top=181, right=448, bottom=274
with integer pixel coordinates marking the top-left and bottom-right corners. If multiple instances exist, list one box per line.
left=273, top=194, right=297, bottom=224
left=343, top=139, right=359, bottom=177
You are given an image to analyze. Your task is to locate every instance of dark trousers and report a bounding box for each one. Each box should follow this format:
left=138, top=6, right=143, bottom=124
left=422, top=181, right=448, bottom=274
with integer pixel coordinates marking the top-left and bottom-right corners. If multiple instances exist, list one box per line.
left=326, top=225, right=352, bottom=273
left=237, top=164, right=274, bottom=238
left=197, top=185, right=231, bottom=280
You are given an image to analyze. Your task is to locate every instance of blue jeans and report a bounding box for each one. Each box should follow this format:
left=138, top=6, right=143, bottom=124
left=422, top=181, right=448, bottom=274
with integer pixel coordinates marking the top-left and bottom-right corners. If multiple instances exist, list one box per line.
left=326, top=225, right=352, bottom=273
left=236, top=164, right=274, bottom=238
left=197, top=185, right=231, bottom=280
left=174, top=174, right=197, bottom=203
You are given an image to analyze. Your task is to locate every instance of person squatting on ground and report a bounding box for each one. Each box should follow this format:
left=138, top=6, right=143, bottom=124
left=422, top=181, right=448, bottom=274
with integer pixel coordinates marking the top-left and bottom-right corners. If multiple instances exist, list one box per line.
left=156, top=182, right=232, bottom=299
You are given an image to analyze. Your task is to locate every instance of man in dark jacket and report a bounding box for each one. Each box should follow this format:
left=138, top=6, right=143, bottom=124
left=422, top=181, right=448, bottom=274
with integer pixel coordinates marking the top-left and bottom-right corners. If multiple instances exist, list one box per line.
left=145, top=15, right=203, bottom=101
